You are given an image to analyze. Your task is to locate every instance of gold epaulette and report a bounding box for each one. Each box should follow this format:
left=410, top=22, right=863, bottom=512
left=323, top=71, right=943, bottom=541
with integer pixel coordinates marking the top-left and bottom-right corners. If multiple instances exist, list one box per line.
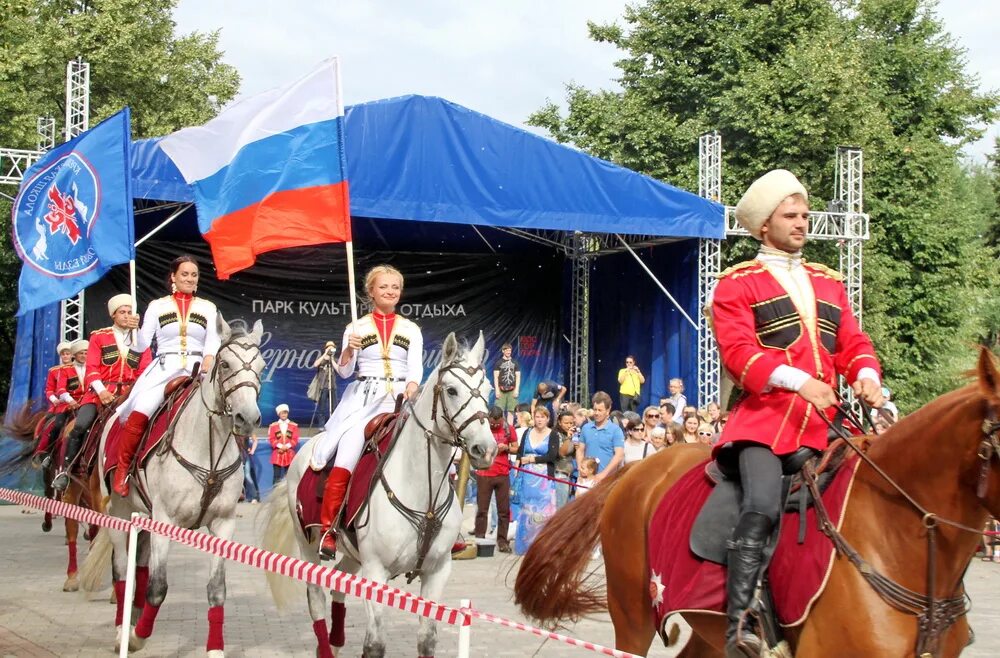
left=716, top=260, right=762, bottom=280
left=48, top=365, right=61, bottom=373
left=91, top=326, right=114, bottom=335
left=804, top=261, right=844, bottom=281
left=287, top=421, right=298, bottom=427
left=269, top=421, right=279, bottom=427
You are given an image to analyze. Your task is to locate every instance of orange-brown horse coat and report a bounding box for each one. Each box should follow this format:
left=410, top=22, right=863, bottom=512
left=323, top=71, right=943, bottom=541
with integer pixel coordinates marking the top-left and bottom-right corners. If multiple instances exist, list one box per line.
left=516, top=349, right=1000, bottom=657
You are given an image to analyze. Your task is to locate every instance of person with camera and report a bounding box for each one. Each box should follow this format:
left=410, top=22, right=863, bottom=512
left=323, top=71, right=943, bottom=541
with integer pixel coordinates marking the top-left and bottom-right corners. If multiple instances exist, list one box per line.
left=309, top=340, right=338, bottom=426
left=617, top=355, right=645, bottom=412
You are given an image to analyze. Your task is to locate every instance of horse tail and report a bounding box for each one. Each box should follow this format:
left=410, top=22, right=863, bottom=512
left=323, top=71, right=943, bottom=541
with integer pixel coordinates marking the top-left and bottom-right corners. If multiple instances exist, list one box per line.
left=514, top=465, right=630, bottom=623
left=0, top=402, right=48, bottom=475
left=80, top=527, right=113, bottom=593
left=258, top=478, right=303, bottom=611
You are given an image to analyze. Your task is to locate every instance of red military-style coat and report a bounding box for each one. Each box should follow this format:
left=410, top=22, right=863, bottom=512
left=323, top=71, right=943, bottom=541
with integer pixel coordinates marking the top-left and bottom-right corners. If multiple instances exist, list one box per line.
left=44, top=365, right=64, bottom=413
left=80, top=327, right=152, bottom=407
left=269, top=420, right=300, bottom=468
left=711, top=260, right=881, bottom=455
left=55, top=363, right=86, bottom=407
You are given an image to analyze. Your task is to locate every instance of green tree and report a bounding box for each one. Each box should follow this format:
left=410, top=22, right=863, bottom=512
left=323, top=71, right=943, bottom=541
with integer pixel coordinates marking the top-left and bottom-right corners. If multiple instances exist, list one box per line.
left=530, top=0, right=998, bottom=410
left=0, top=0, right=240, bottom=407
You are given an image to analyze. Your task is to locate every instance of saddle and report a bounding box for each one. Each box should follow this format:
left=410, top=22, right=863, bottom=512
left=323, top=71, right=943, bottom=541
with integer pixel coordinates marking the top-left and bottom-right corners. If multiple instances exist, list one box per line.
left=690, top=438, right=858, bottom=565
left=297, top=402, right=405, bottom=541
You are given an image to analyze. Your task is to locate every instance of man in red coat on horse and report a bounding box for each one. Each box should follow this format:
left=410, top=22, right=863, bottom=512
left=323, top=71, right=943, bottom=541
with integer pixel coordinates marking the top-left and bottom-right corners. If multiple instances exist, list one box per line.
left=53, top=294, right=148, bottom=491
left=710, top=169, right=885, bottom=657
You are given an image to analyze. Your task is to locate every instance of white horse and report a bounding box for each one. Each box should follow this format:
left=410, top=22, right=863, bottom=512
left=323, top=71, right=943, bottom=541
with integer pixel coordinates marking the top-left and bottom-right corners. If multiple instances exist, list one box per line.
left=80, top=316, right=265, bottom=657
left=260, top=332, right=497, bottom=658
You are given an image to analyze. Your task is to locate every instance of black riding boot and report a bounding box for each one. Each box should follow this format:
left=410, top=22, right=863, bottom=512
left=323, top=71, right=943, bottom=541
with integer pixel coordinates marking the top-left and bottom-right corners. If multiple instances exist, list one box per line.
left=53, top=427, right=85, bottom=491
left=725, top=511, right=773, bottom=658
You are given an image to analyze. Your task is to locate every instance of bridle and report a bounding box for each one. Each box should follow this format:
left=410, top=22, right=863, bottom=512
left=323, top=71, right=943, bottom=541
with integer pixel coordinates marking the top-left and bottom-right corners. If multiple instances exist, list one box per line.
left=371, top=359, right=490, bottom=582
left=163, top=334, right=263, bottom=529
left=810, top=399, right=1000, bottom=657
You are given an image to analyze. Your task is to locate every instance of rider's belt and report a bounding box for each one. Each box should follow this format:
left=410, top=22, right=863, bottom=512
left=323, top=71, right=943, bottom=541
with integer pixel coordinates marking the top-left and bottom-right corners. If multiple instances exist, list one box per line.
left=358, top=376, right=405, bottom=382
left=159, top=350, right=203, bottom=357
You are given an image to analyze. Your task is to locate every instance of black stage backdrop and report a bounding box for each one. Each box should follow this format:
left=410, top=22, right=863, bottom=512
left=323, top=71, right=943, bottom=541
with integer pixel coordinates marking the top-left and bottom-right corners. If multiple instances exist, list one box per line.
left=85, top=242, right=564, bottom=425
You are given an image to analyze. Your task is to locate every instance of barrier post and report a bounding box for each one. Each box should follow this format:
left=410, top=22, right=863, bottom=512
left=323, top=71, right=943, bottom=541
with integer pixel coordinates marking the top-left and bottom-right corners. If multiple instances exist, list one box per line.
left=458, top=599, right=471, bottom=658
left=119, top=512, right=142, bottom=658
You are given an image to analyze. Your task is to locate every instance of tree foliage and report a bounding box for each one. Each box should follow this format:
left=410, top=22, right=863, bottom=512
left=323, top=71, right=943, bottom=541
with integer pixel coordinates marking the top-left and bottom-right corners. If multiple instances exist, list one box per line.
left=0, top=0, right=240, bottom=405
left=530, top=0, right=998, bottom=410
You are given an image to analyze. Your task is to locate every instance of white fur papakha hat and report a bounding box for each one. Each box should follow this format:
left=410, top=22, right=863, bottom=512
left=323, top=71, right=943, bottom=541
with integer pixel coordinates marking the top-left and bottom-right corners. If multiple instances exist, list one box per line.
left=107, top=293, right=133, bottom=316
left=70, top=339, right=89, bottom=355
left=56, top=341, right=72, bottom=355
left=275, top=403, right=289, bottom=415
left=734, top=169, right=808, bottom=240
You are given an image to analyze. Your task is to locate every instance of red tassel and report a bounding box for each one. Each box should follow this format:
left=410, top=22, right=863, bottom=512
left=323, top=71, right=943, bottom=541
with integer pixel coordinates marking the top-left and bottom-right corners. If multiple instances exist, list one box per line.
left=66, top=541, right=78, bottom=575
left=330, top=600, right=346, bottom=647
left=113, top=580, right=127, bottom=626
left=133, top=566, right=149, bottom=609
left=312, top=619, right=334, bottom=658
left=206, top=605, right=224, bottom=651
left=134, top=602, right=161, bottom=639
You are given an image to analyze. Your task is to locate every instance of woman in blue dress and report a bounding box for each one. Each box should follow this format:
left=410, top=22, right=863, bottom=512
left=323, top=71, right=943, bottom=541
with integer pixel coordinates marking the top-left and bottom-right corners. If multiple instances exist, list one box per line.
left=514, top=406, right=560, bottom=554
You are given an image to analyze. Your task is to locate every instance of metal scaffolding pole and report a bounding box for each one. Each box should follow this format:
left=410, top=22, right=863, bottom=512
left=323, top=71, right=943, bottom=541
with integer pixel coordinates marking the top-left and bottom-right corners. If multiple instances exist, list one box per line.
left=697, top=133, right=723, bottom=407
left=568, top=232, right=591, bottom=404
left=60, top=58, right=91, bottom=343
left=36, top=117, right=56, bottom=152
left=836, top=147, right=865, bottom=321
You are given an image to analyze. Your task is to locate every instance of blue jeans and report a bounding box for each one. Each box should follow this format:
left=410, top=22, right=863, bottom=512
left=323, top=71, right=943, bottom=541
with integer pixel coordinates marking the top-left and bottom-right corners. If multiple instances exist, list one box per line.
left=243, top=455, right=259, bottom=502
left=554, top=479, right=572, bottom=509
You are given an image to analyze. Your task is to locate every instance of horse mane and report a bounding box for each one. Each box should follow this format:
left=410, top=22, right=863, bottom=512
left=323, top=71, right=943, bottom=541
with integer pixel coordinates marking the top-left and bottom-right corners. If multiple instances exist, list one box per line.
left=0, top=402, right=47, bottom=476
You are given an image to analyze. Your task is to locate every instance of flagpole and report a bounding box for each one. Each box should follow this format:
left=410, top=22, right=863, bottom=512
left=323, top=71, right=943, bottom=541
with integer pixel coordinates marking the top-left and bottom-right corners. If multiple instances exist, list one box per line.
left=334, top=57, right=359, bottom=326
left=127, top=258, right=137, bottom=345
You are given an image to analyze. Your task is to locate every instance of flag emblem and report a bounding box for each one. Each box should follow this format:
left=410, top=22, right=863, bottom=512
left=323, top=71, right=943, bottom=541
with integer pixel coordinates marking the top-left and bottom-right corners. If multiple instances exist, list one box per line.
left=12, top=152, right=102, bottom=278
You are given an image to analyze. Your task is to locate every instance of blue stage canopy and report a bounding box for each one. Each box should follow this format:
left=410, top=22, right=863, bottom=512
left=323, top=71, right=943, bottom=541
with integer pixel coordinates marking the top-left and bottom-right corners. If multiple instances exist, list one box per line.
left=131, top=94, right=724, bottom=239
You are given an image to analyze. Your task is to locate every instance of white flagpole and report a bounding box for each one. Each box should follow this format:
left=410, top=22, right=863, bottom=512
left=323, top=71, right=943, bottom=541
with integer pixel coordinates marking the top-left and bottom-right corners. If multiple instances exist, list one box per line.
left=127, top=258, right=138, bottom=346
left=334, top=57, right=359, bottom=326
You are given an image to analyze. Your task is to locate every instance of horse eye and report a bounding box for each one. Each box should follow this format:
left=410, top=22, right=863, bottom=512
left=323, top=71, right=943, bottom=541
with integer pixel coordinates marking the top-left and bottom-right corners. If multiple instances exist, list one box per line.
left=220, top=361, right=231, bottom=370
left=447, top=386, right=458, bottom=396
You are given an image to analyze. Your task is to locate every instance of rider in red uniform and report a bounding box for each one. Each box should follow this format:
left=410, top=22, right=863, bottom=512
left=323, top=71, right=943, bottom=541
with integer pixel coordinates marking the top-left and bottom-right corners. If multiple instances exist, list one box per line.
left=54, top=294, right=148, bottom=491
left=33, top=341, right=73, bottom=468
left=710, top=169, right=884, bottom=657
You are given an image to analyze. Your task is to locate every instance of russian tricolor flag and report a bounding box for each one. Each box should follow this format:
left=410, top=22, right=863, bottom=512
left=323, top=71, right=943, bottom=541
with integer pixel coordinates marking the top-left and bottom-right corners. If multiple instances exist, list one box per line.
left=160, top=60, right=351, bottom=279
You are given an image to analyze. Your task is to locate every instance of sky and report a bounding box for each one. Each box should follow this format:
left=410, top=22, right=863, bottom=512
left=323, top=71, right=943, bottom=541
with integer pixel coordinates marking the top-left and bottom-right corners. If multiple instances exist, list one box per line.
left=174, top=0, right=998, bottom=162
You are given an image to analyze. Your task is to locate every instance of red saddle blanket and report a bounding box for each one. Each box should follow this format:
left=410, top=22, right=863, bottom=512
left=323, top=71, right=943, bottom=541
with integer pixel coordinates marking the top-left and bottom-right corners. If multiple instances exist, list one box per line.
left=103, top=385, right=198, bottom=474
left=296, top=426, right=396, bottom=534
left=648, top=455, right=861, bottom=632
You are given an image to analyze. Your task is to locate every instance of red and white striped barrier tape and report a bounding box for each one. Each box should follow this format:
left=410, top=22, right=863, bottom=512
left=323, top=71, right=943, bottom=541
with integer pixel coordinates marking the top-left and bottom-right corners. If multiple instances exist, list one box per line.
left=1, top=487, right=642, bottom=657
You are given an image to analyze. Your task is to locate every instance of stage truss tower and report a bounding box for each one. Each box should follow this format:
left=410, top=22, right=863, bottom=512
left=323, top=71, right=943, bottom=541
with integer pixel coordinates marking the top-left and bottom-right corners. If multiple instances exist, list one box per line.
left=59, top=58, right=91, bottom=343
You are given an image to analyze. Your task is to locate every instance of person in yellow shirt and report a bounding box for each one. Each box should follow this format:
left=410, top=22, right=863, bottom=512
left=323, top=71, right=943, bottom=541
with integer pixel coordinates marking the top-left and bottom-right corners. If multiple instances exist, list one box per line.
left=617, top=355, right=645, bottom=412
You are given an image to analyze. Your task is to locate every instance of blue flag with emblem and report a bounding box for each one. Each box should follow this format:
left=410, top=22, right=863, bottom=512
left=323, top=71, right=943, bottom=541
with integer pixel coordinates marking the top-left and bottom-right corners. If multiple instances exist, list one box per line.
left=11, top=108, right=135, bottom=316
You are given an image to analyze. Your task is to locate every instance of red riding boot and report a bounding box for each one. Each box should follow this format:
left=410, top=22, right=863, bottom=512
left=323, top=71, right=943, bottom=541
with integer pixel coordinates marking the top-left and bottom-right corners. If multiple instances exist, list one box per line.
left=112, top=412, right=149, bottom=497
left=319, top=467, right=352, bottom=560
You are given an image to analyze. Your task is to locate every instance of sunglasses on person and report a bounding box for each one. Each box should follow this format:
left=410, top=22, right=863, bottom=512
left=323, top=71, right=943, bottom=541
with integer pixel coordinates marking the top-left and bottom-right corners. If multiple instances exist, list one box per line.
left=645, top=413, right=660, bottom=419
left=698, top=431, right=714, bottom=437
left=629, top=427, right=645, bottom=432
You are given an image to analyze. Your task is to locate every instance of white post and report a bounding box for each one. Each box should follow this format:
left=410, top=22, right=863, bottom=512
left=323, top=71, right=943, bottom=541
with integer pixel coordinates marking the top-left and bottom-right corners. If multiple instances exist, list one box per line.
left=333, top=57, right=359, bottom=327
left=458, top=598, right=471, bottom=658
left=119, top=512, right=142, bottom=658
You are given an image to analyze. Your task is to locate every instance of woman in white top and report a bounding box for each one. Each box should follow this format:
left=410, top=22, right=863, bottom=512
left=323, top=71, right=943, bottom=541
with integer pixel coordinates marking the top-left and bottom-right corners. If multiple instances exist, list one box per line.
left=312, top=265, right=424, bottom=557
left=623, top=423, right=653, bottom=464
left=113, top=255, right=220, bottom=496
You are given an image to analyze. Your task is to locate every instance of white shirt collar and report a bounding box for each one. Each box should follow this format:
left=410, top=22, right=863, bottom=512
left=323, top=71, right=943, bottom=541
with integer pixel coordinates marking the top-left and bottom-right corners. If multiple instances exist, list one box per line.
left=756, top=245, right=803, bottom=271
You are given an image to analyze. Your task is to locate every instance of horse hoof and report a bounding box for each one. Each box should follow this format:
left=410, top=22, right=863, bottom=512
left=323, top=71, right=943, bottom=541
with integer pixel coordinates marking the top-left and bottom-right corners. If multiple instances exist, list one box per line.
left=115, top=625, right=123, bottom=652
left=63, top=575, right=79, bottom=592
left=41, top=518, right=52, bottom=532
left=207, top=650, right=225, bottom=658
left=128, top=629, right=147, bottom=651
left=85, top=525, right=98, bottom=541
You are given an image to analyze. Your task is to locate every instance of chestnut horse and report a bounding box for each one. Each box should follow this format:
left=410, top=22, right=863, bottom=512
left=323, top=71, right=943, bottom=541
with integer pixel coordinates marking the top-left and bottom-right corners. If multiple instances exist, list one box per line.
left=515, top=348, right=1000, bottom=657
left=2, top=405, right=104, bottom=592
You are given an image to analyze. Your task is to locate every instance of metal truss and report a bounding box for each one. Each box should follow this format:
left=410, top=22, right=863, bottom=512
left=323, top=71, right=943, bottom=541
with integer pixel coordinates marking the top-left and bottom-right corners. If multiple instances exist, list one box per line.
left=836, top=147, right=864, bottom=321
left=0, top=148, right=43, bottom=187
left=697, top=132, right=724, bottom=406
left=568, top=232, right=593, bottom=404
left=60, top=59, right=91, bottom=342
left=37, top=117, right=56, bottom=152
left=726, top=208, right=868, bottom=241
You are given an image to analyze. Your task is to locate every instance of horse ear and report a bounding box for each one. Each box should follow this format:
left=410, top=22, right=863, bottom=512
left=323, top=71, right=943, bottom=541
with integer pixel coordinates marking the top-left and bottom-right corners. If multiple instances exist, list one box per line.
left=978, top=346, right=1000, bottom=405
left=442, top=333, right=459, bottom=364
left=468, top=332, right=486, bottom=366
left=250, top=320, right=264, bottom=342
left=217, top=312, right=232, bottom=344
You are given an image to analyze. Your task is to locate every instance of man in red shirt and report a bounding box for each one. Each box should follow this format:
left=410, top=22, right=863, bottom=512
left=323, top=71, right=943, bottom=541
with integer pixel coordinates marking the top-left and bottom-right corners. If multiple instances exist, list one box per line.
left=710, top=169, right=884, bottom=656
left=474, top=406, right=518, bottom=553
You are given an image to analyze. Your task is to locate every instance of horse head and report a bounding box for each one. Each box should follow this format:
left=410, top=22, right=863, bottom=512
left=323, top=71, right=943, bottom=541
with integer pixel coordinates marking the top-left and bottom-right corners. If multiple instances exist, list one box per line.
left=210, top=315, right=265, bottom=436
left=973, top=346, right=1000, bottom=520
left=424, top=331, right=497, bottom=470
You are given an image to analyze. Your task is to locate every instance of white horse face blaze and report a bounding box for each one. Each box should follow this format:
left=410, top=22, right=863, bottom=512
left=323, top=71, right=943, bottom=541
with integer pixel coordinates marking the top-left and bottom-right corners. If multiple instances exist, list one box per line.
left=439, top=355, right=497, bottom=471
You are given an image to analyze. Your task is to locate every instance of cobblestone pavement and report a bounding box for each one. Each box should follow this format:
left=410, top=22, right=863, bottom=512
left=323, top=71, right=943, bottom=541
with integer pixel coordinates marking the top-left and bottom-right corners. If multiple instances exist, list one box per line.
left=1, top=503, right=998, bottom=657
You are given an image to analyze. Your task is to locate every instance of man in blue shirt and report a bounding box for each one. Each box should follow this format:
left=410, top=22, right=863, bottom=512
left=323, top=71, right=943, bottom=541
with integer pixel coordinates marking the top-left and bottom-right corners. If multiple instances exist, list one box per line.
left=575, top=391, right=624, bottom=482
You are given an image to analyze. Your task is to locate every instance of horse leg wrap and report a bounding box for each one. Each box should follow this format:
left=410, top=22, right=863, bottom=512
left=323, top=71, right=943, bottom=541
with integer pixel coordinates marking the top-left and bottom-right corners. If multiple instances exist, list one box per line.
left=206, top=605, right=224, bottom=651
left=133, top=566, right=149, bottom=609
left=329, top=600, right=346, bottom=647
left=134, top=602, right=161, bottom=639
left=312, top=619, right=334, bottom=658
left=113, top=581, right=127, bottom=626
left=66, top=541, right=78, bottom=575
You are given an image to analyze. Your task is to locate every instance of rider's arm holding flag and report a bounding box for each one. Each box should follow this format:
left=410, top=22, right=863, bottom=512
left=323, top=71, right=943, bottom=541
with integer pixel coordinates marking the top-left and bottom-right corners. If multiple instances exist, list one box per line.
left=198, top=303, right=221, bottom=376
left=334, top=324, right=358, bottom=378
left=404, top=325, right=423, bottom=400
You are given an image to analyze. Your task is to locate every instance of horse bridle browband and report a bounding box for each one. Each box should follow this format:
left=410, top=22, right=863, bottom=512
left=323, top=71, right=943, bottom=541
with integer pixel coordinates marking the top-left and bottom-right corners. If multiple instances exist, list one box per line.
left=811, top=401, right=1000, bottom=657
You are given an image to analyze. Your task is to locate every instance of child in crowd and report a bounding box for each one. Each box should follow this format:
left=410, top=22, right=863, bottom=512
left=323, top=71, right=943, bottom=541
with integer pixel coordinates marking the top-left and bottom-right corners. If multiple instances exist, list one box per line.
left=576, top=457, right=599, bottom=496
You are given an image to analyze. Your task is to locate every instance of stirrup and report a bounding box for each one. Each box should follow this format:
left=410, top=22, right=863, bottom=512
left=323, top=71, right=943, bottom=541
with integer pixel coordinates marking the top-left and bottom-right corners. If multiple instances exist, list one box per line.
left=727, top=611, right=764, bottom=658
left=52, top=470, right=70, bottom=491
left=319, top=529, right=338, bottom=561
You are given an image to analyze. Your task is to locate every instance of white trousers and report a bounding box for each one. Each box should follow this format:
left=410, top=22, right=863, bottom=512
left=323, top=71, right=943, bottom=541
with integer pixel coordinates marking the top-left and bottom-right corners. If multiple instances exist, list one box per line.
left=118, top=354, right=196, bottom=421
left=309, top=378, right=404, bottom=473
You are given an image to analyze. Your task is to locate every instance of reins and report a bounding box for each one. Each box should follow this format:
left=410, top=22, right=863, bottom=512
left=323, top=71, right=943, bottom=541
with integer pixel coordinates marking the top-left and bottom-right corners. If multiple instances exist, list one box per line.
left=809, top=398, right=1000, bottom=656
